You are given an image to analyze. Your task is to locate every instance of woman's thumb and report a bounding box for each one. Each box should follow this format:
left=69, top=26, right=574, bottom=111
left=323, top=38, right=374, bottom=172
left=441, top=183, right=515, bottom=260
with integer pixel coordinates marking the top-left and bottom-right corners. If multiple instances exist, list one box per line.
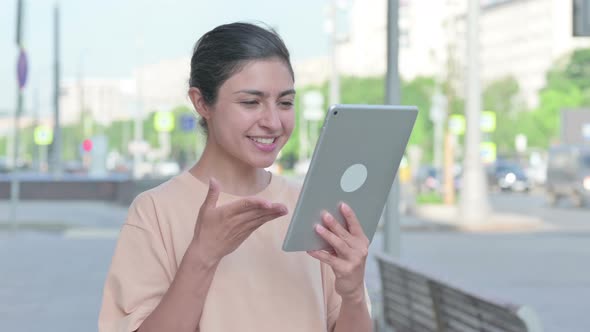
left=203, top=177, right=220, bottom=208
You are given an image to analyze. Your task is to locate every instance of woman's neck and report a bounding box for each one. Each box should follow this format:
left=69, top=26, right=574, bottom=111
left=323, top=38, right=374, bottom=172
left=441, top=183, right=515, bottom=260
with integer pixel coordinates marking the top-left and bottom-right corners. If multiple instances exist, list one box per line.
left=188, top=141, right=271, bottom=197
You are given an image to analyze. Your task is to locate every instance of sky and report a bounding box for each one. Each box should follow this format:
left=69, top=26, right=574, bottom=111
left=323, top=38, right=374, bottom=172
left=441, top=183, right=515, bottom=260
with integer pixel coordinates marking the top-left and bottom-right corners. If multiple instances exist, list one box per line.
left=0, top=0, right=331, bottom=115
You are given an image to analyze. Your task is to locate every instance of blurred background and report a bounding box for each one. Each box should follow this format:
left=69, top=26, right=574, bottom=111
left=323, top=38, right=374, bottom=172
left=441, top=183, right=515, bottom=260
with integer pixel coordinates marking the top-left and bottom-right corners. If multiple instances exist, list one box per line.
left=1, top=0, right=590, bottom=331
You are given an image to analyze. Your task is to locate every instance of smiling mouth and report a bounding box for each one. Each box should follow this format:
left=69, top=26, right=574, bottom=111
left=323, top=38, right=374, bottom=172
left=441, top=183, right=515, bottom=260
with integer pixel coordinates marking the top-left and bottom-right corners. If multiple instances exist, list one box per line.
left=247, top=136, right=278, bottom=145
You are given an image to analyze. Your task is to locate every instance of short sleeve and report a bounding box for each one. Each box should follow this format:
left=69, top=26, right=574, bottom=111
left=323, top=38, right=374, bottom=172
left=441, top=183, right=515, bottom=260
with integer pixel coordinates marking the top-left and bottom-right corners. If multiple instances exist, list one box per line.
left=98, top=192, right=173, bottom=332
left=321, top=262, right=372, bottom=332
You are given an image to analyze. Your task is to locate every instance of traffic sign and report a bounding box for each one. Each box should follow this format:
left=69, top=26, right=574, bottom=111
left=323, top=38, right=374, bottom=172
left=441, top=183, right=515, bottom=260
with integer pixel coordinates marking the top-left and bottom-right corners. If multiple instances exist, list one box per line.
left=480, top=142, right=497, bottom=163
left=582, top=123, right=590, bottom=141
left=154, top=111, right=175, bottom=132
left=481, top=111, right=496, bottom=132
left=34, top=125, right=53, bottom=145
left=17, top=48, right=28, bottom=89
left=449, top=114, right=465, bottom=135
left=302, top=91, right=325, bottom=121
left=180, top=114, right=196, bottom=132
left=82, top=139, right=93, bottom=152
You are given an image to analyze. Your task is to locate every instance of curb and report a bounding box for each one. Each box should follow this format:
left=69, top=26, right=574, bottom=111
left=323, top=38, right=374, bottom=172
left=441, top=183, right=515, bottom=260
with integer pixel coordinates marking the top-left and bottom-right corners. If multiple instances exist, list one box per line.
left=411, top=204, right=548, bottom=233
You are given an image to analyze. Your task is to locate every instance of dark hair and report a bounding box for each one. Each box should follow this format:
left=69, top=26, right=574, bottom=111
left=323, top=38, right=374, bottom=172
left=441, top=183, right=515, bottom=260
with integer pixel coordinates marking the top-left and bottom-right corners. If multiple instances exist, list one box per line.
left=189, top=22, right=295, bottom=134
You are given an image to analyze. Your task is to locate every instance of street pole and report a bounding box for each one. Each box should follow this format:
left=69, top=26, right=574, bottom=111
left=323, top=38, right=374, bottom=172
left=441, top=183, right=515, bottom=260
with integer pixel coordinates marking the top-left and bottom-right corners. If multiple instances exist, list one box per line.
left=133, top=38, right=144, bottom=179
left=51, top=4, right=62, bottom=175
left=383, top=0, right=401, bottom=258
left=33, top=85, right=40, bottom=171
left=11, top=0, right=26, bottom=231
left=327, top=0, right=341, bottom=106
left=459, top=0, right=490, bottom=225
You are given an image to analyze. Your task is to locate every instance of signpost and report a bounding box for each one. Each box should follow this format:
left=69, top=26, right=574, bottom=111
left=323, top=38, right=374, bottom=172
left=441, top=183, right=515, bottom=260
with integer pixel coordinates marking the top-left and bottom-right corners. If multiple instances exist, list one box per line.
left=11, top=0, right=27, bottom=230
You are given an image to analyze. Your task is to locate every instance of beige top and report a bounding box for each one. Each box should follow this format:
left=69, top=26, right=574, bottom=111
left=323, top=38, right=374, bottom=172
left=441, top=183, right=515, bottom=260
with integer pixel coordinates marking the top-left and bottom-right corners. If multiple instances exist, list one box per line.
left=99, top=171, right=368, bottom=332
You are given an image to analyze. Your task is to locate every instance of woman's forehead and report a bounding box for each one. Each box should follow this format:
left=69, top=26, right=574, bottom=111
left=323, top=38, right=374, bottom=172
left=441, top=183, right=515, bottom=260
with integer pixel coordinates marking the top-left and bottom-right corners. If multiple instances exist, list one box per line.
left=222, top=59, right=294, bottom=93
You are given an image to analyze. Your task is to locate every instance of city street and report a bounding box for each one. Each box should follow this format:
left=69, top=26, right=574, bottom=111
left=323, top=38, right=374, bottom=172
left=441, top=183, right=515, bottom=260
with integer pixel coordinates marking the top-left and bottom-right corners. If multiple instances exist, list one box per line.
left=0, top=191, right=589, bottom=331
left=490, top=191, right=590, bottom=231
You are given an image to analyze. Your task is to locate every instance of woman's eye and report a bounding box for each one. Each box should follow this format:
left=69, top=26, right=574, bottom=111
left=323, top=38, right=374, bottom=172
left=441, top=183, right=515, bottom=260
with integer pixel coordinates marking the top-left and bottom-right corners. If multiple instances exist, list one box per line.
left=241, top=100, right=259, bottom=106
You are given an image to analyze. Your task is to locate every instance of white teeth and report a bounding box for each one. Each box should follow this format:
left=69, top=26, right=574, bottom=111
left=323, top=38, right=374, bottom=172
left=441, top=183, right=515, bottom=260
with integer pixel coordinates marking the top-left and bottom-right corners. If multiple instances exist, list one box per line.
left=249, top=137, right=275, bottom=144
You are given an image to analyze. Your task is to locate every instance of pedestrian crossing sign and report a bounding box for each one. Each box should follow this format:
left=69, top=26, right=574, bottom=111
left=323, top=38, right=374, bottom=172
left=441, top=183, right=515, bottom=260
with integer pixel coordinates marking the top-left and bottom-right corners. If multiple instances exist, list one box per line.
left=34, top=125, right=53, bottom=145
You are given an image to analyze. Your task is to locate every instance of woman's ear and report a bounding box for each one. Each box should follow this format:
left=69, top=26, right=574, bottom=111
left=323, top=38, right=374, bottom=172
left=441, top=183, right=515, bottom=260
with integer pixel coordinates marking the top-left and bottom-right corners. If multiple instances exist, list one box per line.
left=188, top=87, right=212, bottom=121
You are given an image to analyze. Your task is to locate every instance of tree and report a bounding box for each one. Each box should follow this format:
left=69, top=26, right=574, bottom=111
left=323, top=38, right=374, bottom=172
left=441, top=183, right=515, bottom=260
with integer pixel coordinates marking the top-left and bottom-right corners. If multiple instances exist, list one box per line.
left=276, top=75, right=439, bottom=169
left=482, top=76, right=524, bottom=156
left=521, top=48, right=590, bottom=148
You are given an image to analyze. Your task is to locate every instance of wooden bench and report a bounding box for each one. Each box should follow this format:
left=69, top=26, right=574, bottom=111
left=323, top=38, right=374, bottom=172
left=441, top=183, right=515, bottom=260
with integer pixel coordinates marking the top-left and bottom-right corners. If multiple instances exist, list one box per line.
left=374, top=252, right=543, bottom=332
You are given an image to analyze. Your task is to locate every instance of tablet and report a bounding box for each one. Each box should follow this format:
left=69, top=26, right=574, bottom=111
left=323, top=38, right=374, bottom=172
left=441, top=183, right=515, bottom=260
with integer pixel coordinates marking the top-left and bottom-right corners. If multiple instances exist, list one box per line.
left=282, top=104, right=418, bottom=252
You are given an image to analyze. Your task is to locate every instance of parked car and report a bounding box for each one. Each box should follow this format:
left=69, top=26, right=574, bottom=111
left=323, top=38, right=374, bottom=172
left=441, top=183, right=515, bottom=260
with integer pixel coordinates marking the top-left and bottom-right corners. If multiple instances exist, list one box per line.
left=545, top=145, right=590, bottom=207
left=414, top=166, right=440, bottom=193
left=486, top=161, right=530, bottom=192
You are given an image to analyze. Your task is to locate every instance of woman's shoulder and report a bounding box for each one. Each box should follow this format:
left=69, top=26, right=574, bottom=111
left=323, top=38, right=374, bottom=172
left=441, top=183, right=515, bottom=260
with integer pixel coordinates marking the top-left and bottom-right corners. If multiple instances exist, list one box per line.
left=125, top=172, right=203, bottom=227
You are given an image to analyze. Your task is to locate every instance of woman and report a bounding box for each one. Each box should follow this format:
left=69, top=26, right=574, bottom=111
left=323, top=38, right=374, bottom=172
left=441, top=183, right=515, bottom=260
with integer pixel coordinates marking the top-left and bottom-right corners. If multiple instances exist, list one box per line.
left=99, top=22, right=373, bottom=332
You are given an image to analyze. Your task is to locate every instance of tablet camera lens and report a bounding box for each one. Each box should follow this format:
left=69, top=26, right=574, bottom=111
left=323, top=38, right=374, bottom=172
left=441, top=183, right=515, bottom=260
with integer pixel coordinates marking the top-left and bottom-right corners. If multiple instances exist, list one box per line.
left=333, top=111, right=338, bottom=115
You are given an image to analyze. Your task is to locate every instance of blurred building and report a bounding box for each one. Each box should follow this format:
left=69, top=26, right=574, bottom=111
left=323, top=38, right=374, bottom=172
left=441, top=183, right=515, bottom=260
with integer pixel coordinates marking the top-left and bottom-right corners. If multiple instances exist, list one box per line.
left=474, top=0, right=590, bottom=108
left=40, top=58, right=192, bottom=129
left=294, top=0, right=590, bottom=109
left=59, top=78, right=135, bottom=126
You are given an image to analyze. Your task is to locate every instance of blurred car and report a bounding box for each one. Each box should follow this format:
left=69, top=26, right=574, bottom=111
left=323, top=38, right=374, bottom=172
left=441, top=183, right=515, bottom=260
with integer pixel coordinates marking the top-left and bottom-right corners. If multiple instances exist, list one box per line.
left=414, top=165, right=440, bottom=193
left=0, top=157, right=10, bottom=173
left=63, top=160, right=87, bottom=174
left=545, top=145, right=590, bottom=207
left=486, top=161, right=530, bottom=192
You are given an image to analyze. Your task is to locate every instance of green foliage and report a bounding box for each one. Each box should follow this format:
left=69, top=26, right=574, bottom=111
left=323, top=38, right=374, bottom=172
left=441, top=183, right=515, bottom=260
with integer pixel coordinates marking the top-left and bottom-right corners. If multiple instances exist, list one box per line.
left=564, top=49, right=590, bottom=90
left=482, top=76, right=523, bottom=156
left=520, top=48, right=590, bottom=148
left=482, top=48, right=590, bottom=152
left=416, top=192, right=443, bottom=205
left=401, top=77, right=436, bottom=153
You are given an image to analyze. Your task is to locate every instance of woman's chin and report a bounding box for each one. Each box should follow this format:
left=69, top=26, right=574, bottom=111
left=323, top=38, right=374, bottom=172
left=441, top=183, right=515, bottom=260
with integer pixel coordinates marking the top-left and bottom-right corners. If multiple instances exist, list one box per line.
left=248, top=155, right=278, bottom=169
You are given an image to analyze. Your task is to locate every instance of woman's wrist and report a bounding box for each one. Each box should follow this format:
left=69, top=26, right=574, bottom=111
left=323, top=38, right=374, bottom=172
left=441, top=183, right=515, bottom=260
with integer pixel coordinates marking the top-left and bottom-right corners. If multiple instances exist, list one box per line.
left=186, top=239, right=221, bottom=270
left=340, top=286, right=366, bottom=305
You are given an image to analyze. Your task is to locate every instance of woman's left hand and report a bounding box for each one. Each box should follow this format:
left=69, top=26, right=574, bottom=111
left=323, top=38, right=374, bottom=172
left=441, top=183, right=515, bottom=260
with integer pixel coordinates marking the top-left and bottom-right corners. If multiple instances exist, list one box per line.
left=307, top=202, right=369, bottom=302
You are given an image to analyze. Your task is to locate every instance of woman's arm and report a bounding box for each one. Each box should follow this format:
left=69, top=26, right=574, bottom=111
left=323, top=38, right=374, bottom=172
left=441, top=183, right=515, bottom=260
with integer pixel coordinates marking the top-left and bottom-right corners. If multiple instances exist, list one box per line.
left=333, top=290, right=372, bottom=332
left=307, top=203, right=374, bottom=332
left=138, top=178, right=287, bottom=332
left=137, top=241, right=219, bottom=332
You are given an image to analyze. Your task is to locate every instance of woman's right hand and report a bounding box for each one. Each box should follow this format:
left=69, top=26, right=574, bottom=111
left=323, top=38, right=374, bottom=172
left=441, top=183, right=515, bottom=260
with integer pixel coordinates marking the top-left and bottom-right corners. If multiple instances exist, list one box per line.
left=191, top=178, right=288, bottom=264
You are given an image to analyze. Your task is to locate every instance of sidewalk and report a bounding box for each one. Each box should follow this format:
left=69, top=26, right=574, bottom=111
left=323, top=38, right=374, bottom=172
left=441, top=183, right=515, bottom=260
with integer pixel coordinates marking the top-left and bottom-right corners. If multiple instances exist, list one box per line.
left=411, top=203, right=549, bottom=232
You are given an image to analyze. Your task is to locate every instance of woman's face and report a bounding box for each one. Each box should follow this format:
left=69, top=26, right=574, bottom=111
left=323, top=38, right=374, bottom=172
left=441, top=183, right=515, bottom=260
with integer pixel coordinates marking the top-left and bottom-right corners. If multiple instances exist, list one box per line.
left=207, top=58, right=296, bottom=168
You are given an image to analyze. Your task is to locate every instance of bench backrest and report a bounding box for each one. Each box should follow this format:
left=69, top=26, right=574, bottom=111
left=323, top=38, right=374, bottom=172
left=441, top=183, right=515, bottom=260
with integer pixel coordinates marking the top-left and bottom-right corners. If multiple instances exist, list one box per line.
left=376, top=253, right=542, bottom=332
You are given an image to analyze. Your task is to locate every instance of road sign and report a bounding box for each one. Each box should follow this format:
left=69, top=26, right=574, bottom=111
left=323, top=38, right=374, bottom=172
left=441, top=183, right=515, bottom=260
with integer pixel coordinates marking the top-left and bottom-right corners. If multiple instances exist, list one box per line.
left=180, top=114, right=196, bottom=132
left=128, top=140, right=150, bottom=154
left=515, top=134, right=527, bottom=153
left=429, top=92, right=447, bottom=124
left=17, top=48, right=28, bottom=89
left=82, top=139, right=93, bottom=152
left=583, top=123, right=590, bottom=141
left=449, top=114, right=465, bottom=135
left=481, top=111, right=496, bottom=132
left=34, top=125, right=53, bottom=145
left=480, top=141, right=497, bottom=163
left=154, top=111, right=175, bottom=132
left=303, top=91, right=325, bottom=121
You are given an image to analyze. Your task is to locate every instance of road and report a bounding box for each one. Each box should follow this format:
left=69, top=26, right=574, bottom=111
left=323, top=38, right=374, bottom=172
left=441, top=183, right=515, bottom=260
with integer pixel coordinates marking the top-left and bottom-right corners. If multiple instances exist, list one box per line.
left=0, top=191, right=589, bottom=331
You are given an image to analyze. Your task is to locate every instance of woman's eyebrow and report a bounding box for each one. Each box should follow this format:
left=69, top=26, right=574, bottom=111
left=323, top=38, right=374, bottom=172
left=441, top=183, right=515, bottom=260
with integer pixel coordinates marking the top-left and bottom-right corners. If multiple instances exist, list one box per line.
left=279, top=89, right=296, bottom=97
left=233, top=89, right=296, bottom=98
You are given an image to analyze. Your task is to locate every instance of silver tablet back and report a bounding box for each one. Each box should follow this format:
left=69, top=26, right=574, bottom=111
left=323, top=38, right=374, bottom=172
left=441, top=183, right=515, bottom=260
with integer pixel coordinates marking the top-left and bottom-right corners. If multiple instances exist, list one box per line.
left=282, top=104, right=418, bottom=252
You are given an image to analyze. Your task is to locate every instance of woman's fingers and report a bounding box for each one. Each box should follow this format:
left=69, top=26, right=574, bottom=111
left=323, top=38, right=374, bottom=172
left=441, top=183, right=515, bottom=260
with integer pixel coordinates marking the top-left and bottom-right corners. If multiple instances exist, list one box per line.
left=224, top=198, right=276, bottom=217
left=315, top=223, right=351, bottom=257
left=238, top=206, right=288, bottom=226
left=307, top=250, right=347, bottom=270
left=321, top=211, right=354, bottom=246
left=340, top=203, right=369, bottom=245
